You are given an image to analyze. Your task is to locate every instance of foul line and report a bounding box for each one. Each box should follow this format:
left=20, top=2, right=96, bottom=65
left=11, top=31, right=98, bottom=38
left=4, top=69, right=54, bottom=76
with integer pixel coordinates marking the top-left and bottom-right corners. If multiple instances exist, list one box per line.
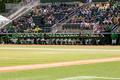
left=0, top=57, right=120, bottom=72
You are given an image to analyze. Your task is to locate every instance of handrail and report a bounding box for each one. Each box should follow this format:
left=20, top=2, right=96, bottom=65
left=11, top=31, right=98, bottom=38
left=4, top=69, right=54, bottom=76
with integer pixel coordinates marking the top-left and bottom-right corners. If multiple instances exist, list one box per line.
left=0, top=0, right=40, bottom=29
left=51, top=5, right=81, bottom=33
left=51, top=2, right=93, bottom=33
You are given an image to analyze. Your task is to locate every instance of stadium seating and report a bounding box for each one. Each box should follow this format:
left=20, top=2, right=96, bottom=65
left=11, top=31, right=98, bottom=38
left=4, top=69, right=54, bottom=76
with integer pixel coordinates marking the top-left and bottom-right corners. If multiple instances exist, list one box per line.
left=0, top=2, right=119, bottom=34
left=0, top=1, right=120, bottom=45
left=63, top=2, right=120, bottom=33
left=0, top=3, right=79, bottom=33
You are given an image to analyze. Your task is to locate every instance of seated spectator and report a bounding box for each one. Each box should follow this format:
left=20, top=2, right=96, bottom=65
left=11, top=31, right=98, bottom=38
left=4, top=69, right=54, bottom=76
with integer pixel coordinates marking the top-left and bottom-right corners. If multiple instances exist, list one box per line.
left=34, top=26, right=42, bottom=33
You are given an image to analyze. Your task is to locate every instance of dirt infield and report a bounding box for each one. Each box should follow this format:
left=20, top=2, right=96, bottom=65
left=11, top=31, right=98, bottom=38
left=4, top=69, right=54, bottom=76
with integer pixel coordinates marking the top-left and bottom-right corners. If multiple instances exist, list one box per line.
left=0, top=57, right=120, bottom=72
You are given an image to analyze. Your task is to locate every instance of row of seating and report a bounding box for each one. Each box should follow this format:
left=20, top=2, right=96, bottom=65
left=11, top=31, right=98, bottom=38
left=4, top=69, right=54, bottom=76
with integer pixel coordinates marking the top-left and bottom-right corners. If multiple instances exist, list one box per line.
left=0, top=2, right=119, bottom=34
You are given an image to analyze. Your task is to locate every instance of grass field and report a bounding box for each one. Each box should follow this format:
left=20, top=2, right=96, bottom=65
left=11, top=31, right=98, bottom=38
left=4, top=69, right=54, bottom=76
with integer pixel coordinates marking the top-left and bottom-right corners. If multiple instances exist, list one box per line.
left=0, top=45, right=120, bottom=80
left=0, top=62, right=120, bottom=80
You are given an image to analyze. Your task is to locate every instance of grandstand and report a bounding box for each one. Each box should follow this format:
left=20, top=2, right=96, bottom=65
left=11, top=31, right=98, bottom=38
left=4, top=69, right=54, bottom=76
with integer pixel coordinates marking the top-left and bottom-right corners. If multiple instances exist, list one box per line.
left=0, top=1, right=120, bottom=80
left=0, top=0, right=120, bottom=45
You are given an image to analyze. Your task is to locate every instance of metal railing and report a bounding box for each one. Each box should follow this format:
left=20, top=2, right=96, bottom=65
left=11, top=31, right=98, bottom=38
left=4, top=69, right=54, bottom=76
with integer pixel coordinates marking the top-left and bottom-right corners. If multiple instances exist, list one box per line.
left=0, top=0, right=40, bottom=29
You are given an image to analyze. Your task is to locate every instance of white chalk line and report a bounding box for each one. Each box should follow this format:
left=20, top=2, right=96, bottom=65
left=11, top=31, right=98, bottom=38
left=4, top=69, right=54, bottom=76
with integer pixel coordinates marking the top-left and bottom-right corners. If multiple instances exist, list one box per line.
left=0, top=47, right=120, bottom=52
left=59, top=76, right=120, bottom=80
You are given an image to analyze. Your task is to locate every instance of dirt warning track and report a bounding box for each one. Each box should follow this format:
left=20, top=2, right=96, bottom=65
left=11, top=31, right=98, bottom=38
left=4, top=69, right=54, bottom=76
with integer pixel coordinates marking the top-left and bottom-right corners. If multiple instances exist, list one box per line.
left=0, top=57, right=120, bottom=72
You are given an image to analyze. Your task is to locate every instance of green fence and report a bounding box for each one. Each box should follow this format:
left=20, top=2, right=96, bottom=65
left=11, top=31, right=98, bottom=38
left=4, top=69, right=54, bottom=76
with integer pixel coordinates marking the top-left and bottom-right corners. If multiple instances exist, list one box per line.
left=0, top=33, right=120, bottom=45
left=0, top=33, right=102, bottom=38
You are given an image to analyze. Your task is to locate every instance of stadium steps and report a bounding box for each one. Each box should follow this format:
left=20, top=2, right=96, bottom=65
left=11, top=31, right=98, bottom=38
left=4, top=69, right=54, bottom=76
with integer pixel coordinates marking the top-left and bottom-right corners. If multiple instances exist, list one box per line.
left=0, top=0, right=40, bottom=29
left=51, top=8, right=79, bottom=33
left=51, top=3, right=92, bottom=33
left=51, top=5, right=82, bottom=33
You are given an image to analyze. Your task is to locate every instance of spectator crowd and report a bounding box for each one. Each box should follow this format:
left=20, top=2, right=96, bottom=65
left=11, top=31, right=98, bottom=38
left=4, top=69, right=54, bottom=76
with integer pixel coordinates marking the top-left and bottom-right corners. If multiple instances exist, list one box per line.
left=0, top=3, right=78, bottom=33
left=64, top=2, right=120, bottom=33
left=0, top=2, right=120, bottom=34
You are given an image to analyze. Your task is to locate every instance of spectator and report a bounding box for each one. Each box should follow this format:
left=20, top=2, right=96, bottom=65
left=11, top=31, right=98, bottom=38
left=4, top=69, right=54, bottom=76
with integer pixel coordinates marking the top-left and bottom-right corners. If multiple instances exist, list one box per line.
left=34, top=26, right=42, bottom=33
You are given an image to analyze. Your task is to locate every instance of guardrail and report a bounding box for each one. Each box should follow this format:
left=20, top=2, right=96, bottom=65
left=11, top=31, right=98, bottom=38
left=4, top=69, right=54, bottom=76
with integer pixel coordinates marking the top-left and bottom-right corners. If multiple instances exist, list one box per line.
left=0, top=33, right=119, bottom=45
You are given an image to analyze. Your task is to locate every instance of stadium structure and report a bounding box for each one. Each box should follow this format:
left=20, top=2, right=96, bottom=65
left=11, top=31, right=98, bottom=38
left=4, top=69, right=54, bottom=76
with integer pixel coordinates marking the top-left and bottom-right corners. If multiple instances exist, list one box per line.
left=0, top=0, right=120, bottom=45
left=0, top=0, right=120, bottom=80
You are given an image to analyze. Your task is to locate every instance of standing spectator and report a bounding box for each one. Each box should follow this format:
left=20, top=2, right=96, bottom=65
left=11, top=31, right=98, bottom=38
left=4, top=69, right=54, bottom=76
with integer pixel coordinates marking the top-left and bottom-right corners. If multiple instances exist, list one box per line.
left=111, top=32, right=118, bottom=45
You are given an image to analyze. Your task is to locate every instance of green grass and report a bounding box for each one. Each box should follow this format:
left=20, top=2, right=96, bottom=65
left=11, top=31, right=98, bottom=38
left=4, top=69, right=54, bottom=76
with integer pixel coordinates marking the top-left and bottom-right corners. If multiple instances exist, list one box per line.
left=0, top=61, right=120, bottom=80
left=0, top=45, right=120, bottom=80
left=0, top=45, right=120, bottom=66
